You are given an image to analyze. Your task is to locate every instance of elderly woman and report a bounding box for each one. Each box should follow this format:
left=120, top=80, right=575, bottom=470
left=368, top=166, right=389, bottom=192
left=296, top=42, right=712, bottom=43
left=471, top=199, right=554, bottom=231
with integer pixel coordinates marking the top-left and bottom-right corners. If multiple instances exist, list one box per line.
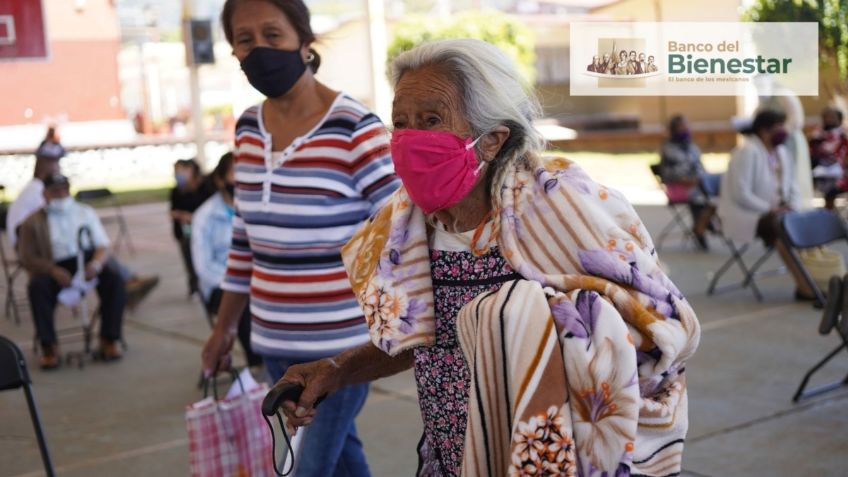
left=279, top=39, right=699, bottom=477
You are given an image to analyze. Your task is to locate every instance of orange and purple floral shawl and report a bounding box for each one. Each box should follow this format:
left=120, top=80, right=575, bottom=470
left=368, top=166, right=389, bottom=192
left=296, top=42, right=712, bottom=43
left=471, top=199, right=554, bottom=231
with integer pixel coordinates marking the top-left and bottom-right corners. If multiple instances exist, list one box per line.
left=341, top=159, right=700, bottom=477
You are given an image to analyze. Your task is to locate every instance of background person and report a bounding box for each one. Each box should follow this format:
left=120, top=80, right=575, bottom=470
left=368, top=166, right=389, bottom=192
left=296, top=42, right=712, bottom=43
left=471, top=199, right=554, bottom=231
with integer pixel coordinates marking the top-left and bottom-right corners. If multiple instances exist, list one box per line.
left=200, top=0, right=400, bottom=475
left=6, top=135, right=158, bottom=308
left=191, top=152, right=261, bottom=367
left=6, top=141, right=62, bottom=247
left=18, top=174, right=126, bottom=369
left=810, top=106, right=848, bottom=208
left=756, top=75, right=814, bottom=208
left=169, top=158, right=213, bottom=296
left=658, top=114, right=712, bottom=249
left=718, top=109, right=816, bottom=301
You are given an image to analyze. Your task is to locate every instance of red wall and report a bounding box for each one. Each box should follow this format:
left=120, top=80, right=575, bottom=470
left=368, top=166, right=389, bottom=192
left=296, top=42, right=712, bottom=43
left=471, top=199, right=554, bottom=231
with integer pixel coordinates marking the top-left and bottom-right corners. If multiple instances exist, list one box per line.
left=0, top=39, right=124, bottom=125
left=0, top=0, right=48, bottom=59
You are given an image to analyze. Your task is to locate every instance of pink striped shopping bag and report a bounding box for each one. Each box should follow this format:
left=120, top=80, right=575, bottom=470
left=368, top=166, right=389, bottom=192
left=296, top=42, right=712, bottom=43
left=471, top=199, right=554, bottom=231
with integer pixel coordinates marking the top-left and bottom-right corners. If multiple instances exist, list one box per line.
left=186, top=382, right=273, bottom=476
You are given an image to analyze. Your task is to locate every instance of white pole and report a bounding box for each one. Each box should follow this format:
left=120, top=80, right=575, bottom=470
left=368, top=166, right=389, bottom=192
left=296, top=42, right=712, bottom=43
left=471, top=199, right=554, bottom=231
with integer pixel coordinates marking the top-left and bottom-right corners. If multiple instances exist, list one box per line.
left=365, top=0, right=392, bottom=123
left=183, top=0, right=206, bottom=164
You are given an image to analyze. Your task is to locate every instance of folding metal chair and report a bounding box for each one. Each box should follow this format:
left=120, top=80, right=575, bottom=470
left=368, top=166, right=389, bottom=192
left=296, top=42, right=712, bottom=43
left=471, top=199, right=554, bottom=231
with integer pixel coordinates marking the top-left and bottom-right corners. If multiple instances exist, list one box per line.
left=0, top=206, right=26, bottom=325
left=793, top=275, right=848, bottom=402
left=701, top=172, right=790, bottom=301
left=780, top=209, right=848, bottom=308
left=75, top=188, right=135, bottom=256
left=705, top=228, right=780, bottom=301
left=0, top=335, right=56, bottom=476
left=707, top=238, right=777, bottom=302
left=649, top=164, right=696, bottom=251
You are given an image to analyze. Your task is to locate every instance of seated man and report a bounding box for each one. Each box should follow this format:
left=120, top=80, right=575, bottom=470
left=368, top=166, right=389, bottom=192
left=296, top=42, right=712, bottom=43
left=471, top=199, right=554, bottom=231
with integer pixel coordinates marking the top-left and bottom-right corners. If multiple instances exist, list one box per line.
left=18, top=174, right=127, bottom=369
left=6, top=138, right=158, bottom=308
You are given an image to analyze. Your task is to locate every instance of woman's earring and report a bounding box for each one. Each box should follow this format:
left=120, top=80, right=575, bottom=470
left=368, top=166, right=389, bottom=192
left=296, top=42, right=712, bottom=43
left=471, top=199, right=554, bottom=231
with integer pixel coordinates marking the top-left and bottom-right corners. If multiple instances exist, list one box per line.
left=305, top=52, right=315, bottom=64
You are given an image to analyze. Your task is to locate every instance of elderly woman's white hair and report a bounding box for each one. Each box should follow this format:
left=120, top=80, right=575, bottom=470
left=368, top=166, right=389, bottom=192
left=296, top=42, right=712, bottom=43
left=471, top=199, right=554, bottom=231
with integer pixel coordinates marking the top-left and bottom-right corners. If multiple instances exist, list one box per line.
left=390, top=39, right=546, bottom=209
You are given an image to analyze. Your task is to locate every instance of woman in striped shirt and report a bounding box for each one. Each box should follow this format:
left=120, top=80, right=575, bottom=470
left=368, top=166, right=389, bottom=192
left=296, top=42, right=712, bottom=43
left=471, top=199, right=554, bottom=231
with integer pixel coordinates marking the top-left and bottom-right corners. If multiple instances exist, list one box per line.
left=201, top=1, right=398, bottom=474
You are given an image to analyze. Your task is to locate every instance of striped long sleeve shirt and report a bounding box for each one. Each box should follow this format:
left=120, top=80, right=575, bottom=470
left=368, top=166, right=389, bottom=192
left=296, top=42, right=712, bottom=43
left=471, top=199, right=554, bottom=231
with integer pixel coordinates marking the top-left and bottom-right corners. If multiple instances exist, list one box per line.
left=221, top=93, right=400, bottom=359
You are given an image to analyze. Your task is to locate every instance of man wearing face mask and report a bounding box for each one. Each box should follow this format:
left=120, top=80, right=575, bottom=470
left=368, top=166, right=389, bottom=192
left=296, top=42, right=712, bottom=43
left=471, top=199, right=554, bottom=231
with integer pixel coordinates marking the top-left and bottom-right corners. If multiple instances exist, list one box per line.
left=718, top=109, right=817, bottom=301
left=6, top=137, right=159, bottom=310
left=191, top=152, right=261, bottom=368
left=810, top=106, right=848, bottom=209
left=18, top=174, right=127, bottom=369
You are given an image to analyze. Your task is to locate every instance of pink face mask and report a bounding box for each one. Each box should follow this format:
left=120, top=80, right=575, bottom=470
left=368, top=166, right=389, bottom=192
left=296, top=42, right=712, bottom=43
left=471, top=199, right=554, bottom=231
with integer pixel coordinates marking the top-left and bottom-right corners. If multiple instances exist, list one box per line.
left=390, top=129, right=485, bottom=214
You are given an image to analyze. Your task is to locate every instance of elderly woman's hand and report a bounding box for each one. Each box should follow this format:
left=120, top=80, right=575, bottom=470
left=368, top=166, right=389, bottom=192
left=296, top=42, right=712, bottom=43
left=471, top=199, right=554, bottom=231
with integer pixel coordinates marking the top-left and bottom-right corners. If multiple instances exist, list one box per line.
left=279, top=358, right=344, bottom=432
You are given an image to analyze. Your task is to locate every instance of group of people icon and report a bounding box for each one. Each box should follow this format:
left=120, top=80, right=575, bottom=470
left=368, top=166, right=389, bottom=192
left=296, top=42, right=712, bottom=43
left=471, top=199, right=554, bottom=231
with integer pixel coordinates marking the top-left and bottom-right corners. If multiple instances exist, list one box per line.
left=588, top=50, right=658, bottom=75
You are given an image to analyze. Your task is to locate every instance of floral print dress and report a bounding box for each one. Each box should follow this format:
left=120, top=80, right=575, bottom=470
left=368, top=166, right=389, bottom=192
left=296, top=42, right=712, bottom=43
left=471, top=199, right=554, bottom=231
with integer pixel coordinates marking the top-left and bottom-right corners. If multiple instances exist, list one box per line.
left=414, top=237, right=520, bottom=477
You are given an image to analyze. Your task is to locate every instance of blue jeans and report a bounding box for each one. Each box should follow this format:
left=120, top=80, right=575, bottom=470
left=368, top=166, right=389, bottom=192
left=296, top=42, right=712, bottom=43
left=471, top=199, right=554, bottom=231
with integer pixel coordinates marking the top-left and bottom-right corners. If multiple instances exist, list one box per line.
left=265, top=358, right=371, bottom=477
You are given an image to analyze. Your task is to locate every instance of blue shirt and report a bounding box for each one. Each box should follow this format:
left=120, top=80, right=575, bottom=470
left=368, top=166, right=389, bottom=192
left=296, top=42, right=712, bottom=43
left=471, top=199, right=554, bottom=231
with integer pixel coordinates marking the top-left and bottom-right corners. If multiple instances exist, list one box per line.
left=191, top=192, right=234, bottom=300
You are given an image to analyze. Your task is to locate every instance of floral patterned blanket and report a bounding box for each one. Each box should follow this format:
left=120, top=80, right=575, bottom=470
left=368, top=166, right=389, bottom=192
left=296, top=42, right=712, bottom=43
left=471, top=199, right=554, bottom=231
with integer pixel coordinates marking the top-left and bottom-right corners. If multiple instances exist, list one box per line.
left=341, top=159, right=700, bottom=476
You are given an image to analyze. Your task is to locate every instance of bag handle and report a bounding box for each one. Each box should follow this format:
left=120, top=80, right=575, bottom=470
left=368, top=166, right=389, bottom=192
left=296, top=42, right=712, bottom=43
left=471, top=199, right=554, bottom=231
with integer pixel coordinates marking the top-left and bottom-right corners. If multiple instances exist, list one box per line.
left=202, top=367, right=245, bottom=401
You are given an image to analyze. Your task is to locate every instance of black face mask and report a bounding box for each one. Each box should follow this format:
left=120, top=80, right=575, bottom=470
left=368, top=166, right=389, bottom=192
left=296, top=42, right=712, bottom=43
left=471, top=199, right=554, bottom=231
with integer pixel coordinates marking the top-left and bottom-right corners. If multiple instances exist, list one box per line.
left=224, top=183, right=235, bottom=196
left=240, top=47, right=306, bottom=98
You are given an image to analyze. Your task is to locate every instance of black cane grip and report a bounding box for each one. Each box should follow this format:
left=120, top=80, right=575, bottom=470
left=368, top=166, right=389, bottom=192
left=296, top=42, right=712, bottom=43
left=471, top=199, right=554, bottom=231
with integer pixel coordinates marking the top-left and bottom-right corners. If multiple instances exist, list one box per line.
left=262, top=382, right=326, bottom=417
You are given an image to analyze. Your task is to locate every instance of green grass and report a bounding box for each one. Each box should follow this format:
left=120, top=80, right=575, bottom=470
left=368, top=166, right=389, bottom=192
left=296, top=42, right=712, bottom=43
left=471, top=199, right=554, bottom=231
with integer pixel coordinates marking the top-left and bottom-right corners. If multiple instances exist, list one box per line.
left=76, top=187, right=171, bottom=209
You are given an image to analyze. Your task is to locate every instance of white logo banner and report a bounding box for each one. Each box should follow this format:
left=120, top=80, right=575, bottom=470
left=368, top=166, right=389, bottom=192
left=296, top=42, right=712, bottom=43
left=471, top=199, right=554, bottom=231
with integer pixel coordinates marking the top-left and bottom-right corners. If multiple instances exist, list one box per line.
left=569, top=22, right=818, bottom=96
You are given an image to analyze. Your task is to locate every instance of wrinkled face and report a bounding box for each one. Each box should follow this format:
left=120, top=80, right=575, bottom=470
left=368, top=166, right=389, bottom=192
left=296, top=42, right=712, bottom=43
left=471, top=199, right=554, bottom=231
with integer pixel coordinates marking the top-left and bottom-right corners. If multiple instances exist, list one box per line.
left=229, top=0, right=305, bottom=62
left=639, top=53, right=645, bottom=62
left=391, top=66, right=472, bottom=138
